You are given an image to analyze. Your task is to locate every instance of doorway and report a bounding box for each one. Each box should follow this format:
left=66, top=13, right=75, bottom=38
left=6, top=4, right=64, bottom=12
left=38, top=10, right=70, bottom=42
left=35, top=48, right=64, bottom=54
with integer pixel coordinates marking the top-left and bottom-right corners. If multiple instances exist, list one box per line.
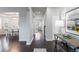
left=31, top=7, right=47, bottom=48
left=0, top=12, right=19, bottom=51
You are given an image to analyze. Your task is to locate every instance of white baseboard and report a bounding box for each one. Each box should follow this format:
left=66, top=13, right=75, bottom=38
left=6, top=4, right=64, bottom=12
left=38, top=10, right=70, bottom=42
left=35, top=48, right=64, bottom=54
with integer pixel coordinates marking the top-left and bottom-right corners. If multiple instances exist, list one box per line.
left=46, top=39, right=53, bottom=41
left=26, top=42, right=31, bottom=45
left=26, top=40, right=33, bottom=45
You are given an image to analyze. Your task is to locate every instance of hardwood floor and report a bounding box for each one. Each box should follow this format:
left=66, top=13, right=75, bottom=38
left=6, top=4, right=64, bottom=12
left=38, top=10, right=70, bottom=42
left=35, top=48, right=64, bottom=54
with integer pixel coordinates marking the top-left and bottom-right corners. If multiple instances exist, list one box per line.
left=8, top=40, right=67, bottom=52
left=0, top=35, right=67, bottom=52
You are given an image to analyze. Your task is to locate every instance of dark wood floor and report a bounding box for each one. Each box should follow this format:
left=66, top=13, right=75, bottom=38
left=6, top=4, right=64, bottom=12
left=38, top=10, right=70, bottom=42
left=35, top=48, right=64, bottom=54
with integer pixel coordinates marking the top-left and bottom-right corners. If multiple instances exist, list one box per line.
left=0, top=35, right=66, bottom=52
left=8, top=40, right=67, bottom=52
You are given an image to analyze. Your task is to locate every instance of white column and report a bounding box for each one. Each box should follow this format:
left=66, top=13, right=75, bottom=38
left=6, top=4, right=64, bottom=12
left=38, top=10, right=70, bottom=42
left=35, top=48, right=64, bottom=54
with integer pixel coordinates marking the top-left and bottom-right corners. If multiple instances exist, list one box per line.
left=45, top=8, right=53, bottom=41
left=26, top=7, right=33, bottom=45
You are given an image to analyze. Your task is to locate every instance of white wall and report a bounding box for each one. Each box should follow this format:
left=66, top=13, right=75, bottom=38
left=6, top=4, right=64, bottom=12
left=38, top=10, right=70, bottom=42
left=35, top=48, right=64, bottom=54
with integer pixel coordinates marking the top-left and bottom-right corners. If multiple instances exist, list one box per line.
left=46, top=8, right=52, bottom=41
left=46, top=7, right=62, bottom=41
left=19, top=8, right=29, bottom=42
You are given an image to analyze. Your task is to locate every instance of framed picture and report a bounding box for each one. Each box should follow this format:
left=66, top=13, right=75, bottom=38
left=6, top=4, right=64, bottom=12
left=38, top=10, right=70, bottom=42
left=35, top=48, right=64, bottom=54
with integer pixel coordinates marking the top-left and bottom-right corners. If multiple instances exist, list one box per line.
left=66, top=7, right=79, bottom=35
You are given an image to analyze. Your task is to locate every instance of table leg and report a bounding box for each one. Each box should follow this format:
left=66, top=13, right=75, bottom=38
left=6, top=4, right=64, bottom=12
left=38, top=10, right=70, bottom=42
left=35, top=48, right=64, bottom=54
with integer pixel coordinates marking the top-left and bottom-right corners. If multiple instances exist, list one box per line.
left=54, top=35, right=58, bottom=52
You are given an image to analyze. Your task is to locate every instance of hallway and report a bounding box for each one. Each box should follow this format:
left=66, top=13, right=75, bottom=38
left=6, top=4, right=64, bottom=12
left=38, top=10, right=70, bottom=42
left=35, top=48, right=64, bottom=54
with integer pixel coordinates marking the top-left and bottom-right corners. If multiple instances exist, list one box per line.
left=6, top=35, right=67, bottom=52
left=0, top=7, right=79, bottom=52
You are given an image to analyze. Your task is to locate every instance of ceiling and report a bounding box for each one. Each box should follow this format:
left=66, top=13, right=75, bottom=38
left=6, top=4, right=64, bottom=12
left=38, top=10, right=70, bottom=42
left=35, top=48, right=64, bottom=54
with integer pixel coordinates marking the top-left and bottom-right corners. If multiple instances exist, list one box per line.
left=0, top=12, right=19, bottom=29
left=0, top=12, right=19, bottom=19
left=32, top=7, right=47, bottom=17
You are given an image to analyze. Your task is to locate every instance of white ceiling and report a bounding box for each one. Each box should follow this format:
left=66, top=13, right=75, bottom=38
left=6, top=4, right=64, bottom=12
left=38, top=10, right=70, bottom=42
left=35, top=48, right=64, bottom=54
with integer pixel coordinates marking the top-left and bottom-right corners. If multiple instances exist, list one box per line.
left=32, top=7, right=46, bottom=17
left=0, top=12, right=19, bottom=29
left=0, top=12, right=19, bottom=18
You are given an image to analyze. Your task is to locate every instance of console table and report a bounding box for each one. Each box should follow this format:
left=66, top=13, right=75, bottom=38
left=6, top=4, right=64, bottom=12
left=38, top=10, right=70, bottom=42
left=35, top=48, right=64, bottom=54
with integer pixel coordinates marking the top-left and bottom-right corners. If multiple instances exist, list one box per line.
left=54, top=34, right=79, bottom=52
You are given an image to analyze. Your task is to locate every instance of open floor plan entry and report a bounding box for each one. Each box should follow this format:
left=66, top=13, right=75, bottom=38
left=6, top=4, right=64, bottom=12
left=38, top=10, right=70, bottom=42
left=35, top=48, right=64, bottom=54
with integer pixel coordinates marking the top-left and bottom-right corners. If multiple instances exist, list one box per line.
left=0, top=7, right=79, bottom=52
